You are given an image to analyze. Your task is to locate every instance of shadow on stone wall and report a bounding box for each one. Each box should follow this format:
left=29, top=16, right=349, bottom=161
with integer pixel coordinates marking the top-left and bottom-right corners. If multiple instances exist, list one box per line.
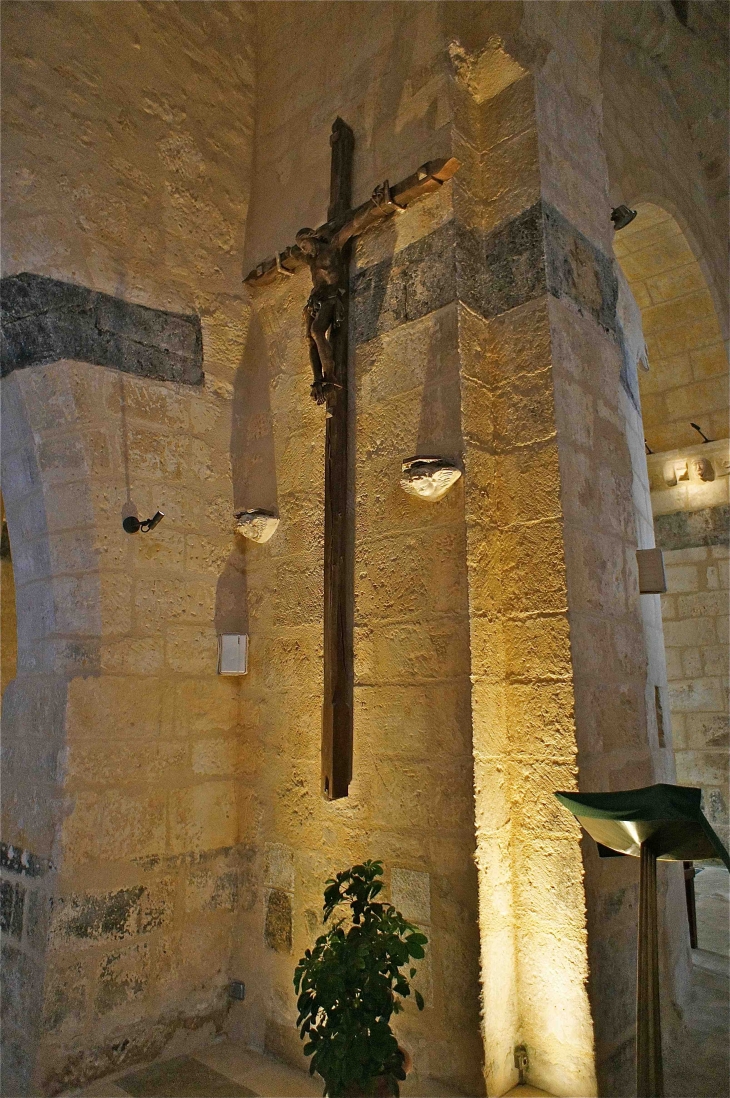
left=215, top=311, right=280, bottom=637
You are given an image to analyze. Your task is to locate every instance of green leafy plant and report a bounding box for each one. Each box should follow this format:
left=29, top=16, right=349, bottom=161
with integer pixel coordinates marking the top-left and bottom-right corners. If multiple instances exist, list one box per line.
left=294, top=860, right=427, bottom=1097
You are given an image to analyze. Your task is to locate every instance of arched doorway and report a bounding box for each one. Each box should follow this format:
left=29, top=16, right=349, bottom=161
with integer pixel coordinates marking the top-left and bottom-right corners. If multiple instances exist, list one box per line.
left=615, top=203, right=729, bottom=957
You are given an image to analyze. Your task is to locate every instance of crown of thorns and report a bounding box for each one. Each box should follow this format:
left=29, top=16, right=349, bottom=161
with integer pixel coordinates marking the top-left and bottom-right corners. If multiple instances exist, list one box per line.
left=295, top=227, right=321, bottom=242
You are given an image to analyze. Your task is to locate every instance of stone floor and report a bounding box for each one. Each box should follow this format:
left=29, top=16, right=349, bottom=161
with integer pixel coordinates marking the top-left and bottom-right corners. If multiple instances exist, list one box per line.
left=65, top=942, right=728, bottom=1098
left=68, top=1042, right=548, bottom=1098
left=665, top=949, right=729, bottom=1098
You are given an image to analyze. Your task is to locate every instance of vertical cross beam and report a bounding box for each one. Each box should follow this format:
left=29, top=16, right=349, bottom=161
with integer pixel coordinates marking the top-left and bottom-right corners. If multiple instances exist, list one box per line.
left=322, top=118, right=355, bottom=800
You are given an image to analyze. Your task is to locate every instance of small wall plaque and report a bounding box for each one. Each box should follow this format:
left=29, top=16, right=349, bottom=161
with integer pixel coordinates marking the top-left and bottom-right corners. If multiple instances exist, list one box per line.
left=636, top=549, right=667, bottom=594
left=217, top=634, right=249, bottom=675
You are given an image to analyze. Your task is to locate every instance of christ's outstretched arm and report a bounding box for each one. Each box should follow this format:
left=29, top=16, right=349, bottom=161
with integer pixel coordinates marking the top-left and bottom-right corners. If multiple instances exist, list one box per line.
left=330, top=181, right=398, bottom=249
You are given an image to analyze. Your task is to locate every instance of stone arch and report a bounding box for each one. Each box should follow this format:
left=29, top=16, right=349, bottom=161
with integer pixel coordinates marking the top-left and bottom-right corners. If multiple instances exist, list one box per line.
left=601, top=6, right=728, bottom=344
left=613, top=202, right=727, bottom=454
left=1, top=362, right=101, bottom=1095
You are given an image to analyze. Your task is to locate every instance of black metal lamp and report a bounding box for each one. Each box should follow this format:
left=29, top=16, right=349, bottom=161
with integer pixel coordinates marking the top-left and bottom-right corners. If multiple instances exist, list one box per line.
left=611, top=205, right=638, bottom=230
left=555, top=784, right=729, bottom=1098
left=122, top=511, right=164, bottom=534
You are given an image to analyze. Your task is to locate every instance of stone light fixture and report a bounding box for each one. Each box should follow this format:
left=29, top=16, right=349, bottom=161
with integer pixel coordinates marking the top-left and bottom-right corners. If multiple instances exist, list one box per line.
left=235, top=509, right=280, bottom=543
left=399, top=457, right=462, bottom=502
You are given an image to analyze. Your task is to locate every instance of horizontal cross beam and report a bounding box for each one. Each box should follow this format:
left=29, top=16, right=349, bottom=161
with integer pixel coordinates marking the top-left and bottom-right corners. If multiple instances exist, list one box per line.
left=243, top=157, right=460, bottom=287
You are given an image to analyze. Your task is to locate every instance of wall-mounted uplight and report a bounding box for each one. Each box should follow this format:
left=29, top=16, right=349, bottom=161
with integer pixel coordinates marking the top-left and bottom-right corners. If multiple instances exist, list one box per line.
left=122, top=511, right=164, bottom=534
left=690, top=422, right=713, bottom=444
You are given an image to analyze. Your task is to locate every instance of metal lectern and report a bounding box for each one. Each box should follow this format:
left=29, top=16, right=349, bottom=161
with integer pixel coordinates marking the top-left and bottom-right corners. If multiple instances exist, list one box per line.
left=555, top=783, right=730, bottom=1098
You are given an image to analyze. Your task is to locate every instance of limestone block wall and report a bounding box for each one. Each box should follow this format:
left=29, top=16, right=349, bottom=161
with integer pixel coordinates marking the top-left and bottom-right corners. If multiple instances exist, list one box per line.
left=237, top=4, right=703, bottom=1097
left=647, top=441, right=730, bottom=847
left=1, top=360, right=252, bottom=1095
left=1, top=4, right=256, bottom=1094
left=525, top=4, right=689, bottom=1092
left=662, top=542, right=729, bottom=844
left=448, top=56, right=597, bottom=1098
left=1, top=497, right=18, bottom=697
left=232, top=6, right=485, bottom=1092
left=1, top=3, right=723, bottom=1096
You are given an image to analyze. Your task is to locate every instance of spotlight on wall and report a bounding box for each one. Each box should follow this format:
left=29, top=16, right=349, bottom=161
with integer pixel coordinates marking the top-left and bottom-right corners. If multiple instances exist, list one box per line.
left=690, top=422, right=713, bottom=444
left=122, top=511, right=164, bottom=534
left=611, top=205, right=637, bottom=230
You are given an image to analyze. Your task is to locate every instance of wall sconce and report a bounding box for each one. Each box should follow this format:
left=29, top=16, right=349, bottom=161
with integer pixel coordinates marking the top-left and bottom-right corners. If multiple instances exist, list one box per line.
left=122, top=511, right=164, bottom=534
left=690, top=422, right=713, bottom=444
left=611, top=205, right=637, bottom=230
left=636, top=548, right=667, bottom=594
left=400, top=457, right=462, bottom=502
left=235, top=509, right=280, bottom=543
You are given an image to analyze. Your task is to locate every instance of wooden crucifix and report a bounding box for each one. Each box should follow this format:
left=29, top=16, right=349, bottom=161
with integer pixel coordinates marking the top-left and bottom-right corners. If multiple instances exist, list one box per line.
left=245, top=119, right=459, bottom=800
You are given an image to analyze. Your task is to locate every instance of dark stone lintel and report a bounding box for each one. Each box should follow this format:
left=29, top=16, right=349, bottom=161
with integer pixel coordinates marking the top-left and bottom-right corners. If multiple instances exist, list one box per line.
left=654, top=505, right=730, bottom=551
left=1, top=273, right=203, bottom=385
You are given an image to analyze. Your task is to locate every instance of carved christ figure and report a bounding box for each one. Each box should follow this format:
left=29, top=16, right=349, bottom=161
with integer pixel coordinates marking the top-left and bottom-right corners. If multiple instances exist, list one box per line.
left=296, top=182, right=393, bottom=405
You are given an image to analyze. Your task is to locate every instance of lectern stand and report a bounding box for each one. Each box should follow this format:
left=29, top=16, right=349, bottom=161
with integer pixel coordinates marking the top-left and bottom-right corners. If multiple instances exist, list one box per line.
left=555, top=784, right=730, bottom=1098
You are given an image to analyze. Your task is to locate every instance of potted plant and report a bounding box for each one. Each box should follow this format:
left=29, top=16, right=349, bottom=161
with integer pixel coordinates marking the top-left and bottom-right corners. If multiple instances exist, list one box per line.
left=294, top=860, right=428, bottom=1097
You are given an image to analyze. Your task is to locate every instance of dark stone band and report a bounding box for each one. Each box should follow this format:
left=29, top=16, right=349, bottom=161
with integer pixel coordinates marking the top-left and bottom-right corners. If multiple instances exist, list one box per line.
left=1, top=273, right=203, bottom=385
left=351, top=200, right=617, bottom=345
left=654, top=505, right=730, bottom=550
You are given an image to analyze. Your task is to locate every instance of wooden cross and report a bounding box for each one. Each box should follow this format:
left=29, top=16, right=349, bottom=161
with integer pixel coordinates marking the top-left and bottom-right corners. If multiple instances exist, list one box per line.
left=244, top=119, right=459, bottom=800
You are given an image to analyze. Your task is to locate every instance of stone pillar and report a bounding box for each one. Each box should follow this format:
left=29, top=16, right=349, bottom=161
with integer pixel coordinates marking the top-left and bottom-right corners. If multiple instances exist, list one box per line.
left=448, top=6, right=689, bottom=1094
left=1, top=350, right=251, bottom=1095
left=448, top=44, right=598, bottom=1096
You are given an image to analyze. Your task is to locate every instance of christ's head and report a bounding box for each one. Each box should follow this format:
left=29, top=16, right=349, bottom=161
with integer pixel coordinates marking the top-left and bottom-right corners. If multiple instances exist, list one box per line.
left=296, top=228, right=319, bottom=256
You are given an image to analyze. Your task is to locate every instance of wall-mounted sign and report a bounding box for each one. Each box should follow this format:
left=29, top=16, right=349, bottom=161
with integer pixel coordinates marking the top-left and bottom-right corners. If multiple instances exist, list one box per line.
left=217, top=634, right=249, bottom=675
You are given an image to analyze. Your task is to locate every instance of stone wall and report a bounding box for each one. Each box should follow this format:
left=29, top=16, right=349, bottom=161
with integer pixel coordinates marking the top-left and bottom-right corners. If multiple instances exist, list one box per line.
left=646, top=440, right=730, bottom=848
left=0, top=3, right=256, bottom=1093
left=235, top=4, right=695, bottom=1096
left=1, top=497, right=17, bottom=698
left=233, top=6, right=485, bottom=1093
left=662, top=543, right=730, bottom=846
left=1, top=2, right=725, bottom=1096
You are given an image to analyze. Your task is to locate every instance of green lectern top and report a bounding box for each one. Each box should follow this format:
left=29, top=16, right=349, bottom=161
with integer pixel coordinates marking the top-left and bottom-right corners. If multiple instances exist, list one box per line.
left=555, top=783, right=730, bottom=868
